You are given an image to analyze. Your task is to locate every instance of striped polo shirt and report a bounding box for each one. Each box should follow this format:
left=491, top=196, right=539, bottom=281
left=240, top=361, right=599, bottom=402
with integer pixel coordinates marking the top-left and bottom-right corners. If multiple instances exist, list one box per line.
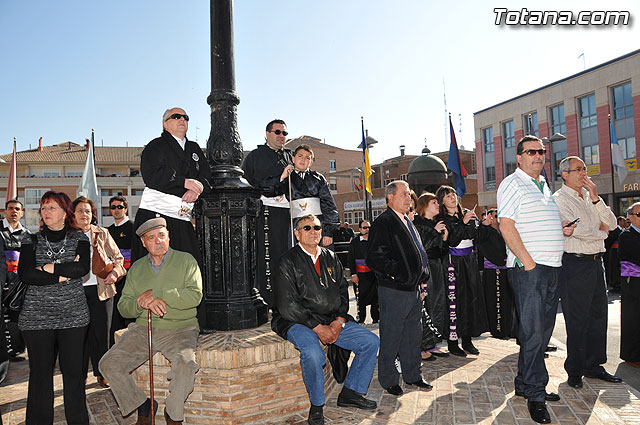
left=497, top=167, right=564, bottom=267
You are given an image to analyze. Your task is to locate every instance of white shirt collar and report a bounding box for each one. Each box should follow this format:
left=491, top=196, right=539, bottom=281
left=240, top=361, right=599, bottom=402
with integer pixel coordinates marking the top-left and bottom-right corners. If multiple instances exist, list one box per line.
left=113, top=216, right=130, bottom=227
left=170, top=133, right=186, bottom=150
left=299, top=244, right=321, bottom=263
left=632, top=224, right=640, bottom=233
left=2, top=218, right=24, bottom=233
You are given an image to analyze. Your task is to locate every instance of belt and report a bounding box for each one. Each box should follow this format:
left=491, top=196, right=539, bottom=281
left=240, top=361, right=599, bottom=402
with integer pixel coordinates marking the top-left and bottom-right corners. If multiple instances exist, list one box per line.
left=564, top=252, right=603, bottom=260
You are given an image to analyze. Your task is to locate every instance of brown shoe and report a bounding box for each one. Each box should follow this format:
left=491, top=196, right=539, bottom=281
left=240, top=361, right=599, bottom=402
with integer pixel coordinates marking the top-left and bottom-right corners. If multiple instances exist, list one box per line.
left=164, top=409, right=183, bottom=424
left=96, top=376, right=109, bottom=388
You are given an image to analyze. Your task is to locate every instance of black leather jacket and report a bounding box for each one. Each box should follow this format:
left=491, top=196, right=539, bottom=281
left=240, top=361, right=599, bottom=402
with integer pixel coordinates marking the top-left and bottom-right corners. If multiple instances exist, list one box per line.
left=366, top=208, right=429, bottom=292
left=272, top=245, right=348, bottom=336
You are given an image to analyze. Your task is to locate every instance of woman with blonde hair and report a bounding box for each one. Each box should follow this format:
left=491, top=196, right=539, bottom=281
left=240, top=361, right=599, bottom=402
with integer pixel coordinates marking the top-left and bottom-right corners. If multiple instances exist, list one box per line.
left=73, top=196, right=125, bottom=389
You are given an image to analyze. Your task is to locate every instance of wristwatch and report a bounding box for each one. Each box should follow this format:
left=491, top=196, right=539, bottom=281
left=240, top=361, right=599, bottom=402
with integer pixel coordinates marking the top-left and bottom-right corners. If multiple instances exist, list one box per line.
left=336, top=318, right=346, bottom=328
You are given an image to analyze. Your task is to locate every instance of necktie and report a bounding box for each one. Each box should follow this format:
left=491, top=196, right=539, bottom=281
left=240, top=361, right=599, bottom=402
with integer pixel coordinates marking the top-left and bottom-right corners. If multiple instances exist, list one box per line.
left=405, top=216, right=429, bottom=269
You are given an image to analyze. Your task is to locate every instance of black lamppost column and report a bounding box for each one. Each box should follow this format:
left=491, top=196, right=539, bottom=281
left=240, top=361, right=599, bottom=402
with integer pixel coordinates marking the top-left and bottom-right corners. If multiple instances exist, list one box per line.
left=195, top=0, right=268, bottom=331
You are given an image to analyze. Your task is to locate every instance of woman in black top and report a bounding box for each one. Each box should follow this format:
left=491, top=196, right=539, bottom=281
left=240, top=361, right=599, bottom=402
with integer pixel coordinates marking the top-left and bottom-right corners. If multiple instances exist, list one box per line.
left=18, top=191, right=90, bottom=425
left=435, top=186, right=488, bottom=357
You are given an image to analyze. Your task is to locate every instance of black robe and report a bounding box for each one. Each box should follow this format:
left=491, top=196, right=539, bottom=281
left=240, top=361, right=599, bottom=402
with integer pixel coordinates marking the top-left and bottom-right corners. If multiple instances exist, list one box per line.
left=133, top=130, right=211, bottom=267
left=618, top=226, right=640, bottom=362
left=477, top=224, right=517, bottom=339
left=605, top=227, right=623, bottom=290
left=442, top=213, right=489, bottom=339
left=347, top=236, right=378, bottom=321
left=413, top=216, right=448, bottom=340
left=242, top=144, right=293, bottom=307
left=107, top=220, right=134, bottom=346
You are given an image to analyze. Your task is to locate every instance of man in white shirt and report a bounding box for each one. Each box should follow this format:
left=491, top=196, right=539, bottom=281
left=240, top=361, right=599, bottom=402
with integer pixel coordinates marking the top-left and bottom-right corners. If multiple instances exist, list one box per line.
left=554, top=156, right=621, bottom=388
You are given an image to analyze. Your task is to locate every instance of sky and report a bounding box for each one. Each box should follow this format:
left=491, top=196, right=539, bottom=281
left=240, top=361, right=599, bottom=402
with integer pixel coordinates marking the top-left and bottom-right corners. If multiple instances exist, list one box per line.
left=1, top=1, right=639, bottom=165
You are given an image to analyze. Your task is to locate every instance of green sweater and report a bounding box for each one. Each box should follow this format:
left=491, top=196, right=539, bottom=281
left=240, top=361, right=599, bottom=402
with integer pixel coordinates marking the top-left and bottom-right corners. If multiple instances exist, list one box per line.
left=118, top=249, right=202, bottom=330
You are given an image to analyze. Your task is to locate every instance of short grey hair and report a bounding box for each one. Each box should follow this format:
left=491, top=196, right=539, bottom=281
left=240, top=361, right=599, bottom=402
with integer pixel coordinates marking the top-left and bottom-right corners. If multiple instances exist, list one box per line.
left=295, top=214, right=319, bottom=230
left=162, top=107, right=184, bottom=125
left=627, top=202, right=640, bottom=215
left=558, top=156, right=583, bottom=181
left=385, top=180, right=409, bottom=203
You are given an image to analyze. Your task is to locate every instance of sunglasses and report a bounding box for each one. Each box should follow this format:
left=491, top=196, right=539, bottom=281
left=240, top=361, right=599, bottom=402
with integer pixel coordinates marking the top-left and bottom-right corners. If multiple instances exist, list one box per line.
left=301, top=225, right=322, bottom=231
left=360, top=226, right=370, bottom=229
left=630, top=212, right=640, bottom=217
left=521, top=148, right=546, bottom=156
left=166, top=113, right=189, bottom=122
left=270, top=129, right=288, bottom=136
left=110, top=205, right=126, bottom=210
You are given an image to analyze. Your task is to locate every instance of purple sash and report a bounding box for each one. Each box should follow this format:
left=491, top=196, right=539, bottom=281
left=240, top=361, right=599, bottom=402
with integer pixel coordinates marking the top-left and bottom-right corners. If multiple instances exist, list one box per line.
left=484, top=258, right=507, bottom=270
left=620, top=261, right=640, bottom=278
left=449, top=247, right=473, bottom=257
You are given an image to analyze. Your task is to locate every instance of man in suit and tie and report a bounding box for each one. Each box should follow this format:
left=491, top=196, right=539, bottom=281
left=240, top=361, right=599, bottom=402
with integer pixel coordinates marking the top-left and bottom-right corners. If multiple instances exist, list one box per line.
left=366, top=180, right=432, bottom=396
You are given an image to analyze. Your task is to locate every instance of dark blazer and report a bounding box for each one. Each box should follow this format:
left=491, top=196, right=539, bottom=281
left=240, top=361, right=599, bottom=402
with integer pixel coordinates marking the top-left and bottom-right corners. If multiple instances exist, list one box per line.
left=366, top=207, right=428, bottom=292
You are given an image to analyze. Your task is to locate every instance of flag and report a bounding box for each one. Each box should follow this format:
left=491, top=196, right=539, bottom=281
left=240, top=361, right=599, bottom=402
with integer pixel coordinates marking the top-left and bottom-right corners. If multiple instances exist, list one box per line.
left=5, top=138, right=17, bottom=203
left=361, top=117, right=373, bottom=195
left=78, top=129, right=101, bottom=222
left=610, top=120, right=628, bottom=185
left=447, top=115, right=468, bottom=197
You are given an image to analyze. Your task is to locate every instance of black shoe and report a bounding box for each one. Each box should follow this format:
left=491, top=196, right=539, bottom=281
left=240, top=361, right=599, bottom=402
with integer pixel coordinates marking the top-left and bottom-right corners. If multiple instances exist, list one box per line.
left=406, top=379, right=433, bottom=390
left=462, top=343, right=479, bottom=355
left=545, top=345, right=558, bottom=352
left=567, top=375, right=583, bottom=388
left=448, top=343, right=467, bottom=357
left=135, top=399, right=158, bottom=425
left=337, top=388, right=377, bottom=410
left=585, top=371, right=622, bottom=383
left=385, top=384, right=403, bottom=396
left=515, top=390, right=560, bottom=402
left=431, top=350, right=450, bottom=358
left=8, top=354, right=25, bottom=362
left=544, top=353, right=549, bottom=359
left=421, top=352, right=437, bottom=362
left=308, top=409, right=324, bottom=425
left=372, top=319, right=379, bottom=324
left=527, top=400, right=551, bottom=424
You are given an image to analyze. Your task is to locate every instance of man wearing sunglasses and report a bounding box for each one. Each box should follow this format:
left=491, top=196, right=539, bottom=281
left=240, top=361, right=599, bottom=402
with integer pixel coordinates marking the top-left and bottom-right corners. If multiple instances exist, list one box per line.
left=554, top=156, right=620, bottom=390
left=133, top=107, right=211, bottom=331
left=271, top=214, right=379, bottom=425
left=619, top=202, right=640, bottom=367
left=498, top=136, right=575, bottom=424
left=242, top=119, right=293, bottom=307
left=347, top=220, right=379, bottom=324
left=107, top=195, right=134, bottom=346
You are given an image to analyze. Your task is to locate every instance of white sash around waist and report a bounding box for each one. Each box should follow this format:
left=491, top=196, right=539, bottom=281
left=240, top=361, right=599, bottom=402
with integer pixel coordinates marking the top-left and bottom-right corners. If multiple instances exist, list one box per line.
left=290, top=197, right=322, bottom=219
left=453, top=239, right=474, bottom=249
left=139, top=188, right=194, bottom=221
left=261, top=194, right=290, bottom=208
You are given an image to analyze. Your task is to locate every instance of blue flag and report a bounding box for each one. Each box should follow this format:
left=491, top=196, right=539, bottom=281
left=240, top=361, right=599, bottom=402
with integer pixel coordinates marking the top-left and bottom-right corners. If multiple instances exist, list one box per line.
left=447, top=115, right=467, bottom=197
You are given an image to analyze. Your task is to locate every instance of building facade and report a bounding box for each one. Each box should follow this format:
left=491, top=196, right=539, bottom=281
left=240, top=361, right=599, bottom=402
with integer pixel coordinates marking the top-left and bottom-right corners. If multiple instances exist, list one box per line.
left=0, top=141, right=145, bottom=229
left=474, top=49, right=640, bottom=214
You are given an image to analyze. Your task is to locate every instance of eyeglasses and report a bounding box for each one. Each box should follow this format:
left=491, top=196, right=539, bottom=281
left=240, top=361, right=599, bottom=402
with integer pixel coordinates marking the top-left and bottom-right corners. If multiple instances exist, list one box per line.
left=165, top=113, right=189, bottom=122
left=567, top=167, right=586, bottom=173
left=301, top=225, right=322, bottom=231
left=521, top=148, right=546, bottom=156
left=360, top=226, right=370, bottom=229
left=40, top=205, right=60, bottom=212
left=110, top=205, right=126, bottom=210
left=270, top=129, right=288, bottom=136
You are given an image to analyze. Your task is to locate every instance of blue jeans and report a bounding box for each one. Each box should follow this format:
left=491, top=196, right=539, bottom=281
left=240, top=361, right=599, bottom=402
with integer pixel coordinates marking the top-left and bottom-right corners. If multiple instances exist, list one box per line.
left=287, top=321, right=379, bottom=406
left=508, top=264, right=559, bottom=402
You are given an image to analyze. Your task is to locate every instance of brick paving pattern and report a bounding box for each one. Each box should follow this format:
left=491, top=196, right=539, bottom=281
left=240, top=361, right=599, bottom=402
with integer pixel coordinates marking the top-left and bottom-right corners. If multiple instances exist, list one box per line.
left=2, top=331, right=640, bottom=424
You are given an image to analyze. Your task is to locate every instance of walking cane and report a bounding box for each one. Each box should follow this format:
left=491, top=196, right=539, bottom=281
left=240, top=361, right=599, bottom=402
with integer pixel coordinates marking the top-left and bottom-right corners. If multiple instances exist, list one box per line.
left=288, top=170, right=295, bottom=247
left=147, top=309, right=155, bottom=425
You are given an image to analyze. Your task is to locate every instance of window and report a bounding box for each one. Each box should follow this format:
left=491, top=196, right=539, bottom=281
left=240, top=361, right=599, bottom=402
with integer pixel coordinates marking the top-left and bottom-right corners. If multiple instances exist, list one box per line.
left=583, top=145, right=599, bottom=166
left=329, top=177, right=337, bottom=191
left=579, top=94, right=597, bottom=129
left=483, top=127, right=494, bottom=152
left=43, top=172, right=60, bottom=177
left=619, top=137, right=636, bottom=160
left=485, top=166, right=496, bottom=182
left=549, top=104, right=566, bottom=135
left=25, top=188, right=50, bottom=205
left=329, top=160, right=336, bottom=172
left=502, top=120, right=515, bottom=147
left=523, top=112, right=538, bottom=137
left=354, top=211, right=364, bottom=224
left=343, top=212, right=353, bottom=225
left=372, top=209, right=384, bottom=221
left=554, top=151, right=566, bottom=179
left=24, top=188, right=51, bottom=230
left=613, top=82, right=633, bottom=120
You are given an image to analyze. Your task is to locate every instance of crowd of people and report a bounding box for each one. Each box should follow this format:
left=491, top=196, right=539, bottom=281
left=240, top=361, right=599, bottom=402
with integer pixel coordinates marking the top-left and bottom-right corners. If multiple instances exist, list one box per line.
left=1, top=111, right=639, bottom=425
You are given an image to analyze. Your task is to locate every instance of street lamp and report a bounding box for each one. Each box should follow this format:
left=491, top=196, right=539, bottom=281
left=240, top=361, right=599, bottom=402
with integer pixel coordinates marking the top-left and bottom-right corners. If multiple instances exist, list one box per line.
left=541, top=132, right=566, bottom=191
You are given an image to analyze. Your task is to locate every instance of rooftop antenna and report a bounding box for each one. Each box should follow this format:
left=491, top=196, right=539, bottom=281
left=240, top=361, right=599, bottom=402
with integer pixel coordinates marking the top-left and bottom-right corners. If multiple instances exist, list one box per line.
left=578, top=52, right=585, bottom=70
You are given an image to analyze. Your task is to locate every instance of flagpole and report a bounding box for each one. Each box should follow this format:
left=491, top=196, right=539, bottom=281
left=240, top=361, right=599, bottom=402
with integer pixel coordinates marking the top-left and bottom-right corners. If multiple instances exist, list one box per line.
left=608, top=113, right=617, bottom=214
left=361, top=116, right=370, bottom=222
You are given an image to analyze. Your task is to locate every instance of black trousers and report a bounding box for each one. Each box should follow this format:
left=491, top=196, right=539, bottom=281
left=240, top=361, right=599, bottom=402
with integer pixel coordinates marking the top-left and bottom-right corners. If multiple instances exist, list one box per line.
left=83, top=285, right=108, bottom=378
left=559, top=254, right=608, bottom=377
left=22, top=326, right=89, bottom=425
left=377, top=285, right=423, bottom=388
left=255, top=205, right=292, bottom=307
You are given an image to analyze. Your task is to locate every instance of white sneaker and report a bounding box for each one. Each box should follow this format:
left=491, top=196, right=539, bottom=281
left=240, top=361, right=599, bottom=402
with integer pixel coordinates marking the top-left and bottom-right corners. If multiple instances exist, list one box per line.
left=394, top=357, right=402, bottom=374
